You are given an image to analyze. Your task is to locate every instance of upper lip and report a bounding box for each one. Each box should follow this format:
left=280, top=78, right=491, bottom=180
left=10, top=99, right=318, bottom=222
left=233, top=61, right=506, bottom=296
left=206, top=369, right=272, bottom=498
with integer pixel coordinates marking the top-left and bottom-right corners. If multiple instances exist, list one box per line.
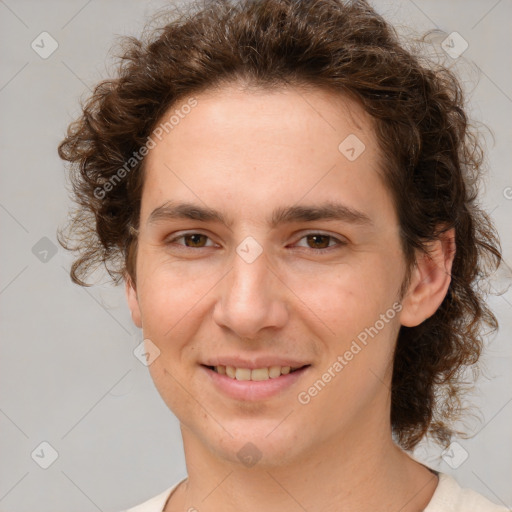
left=202, top=357, right=310, bottom=370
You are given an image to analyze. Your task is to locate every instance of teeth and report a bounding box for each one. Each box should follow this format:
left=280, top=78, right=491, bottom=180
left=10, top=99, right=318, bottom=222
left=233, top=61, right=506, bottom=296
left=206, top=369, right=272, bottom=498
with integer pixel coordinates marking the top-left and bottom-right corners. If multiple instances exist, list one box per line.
left=235, top=367, right=251, bottom=380
left=213, top=365, right=301, bottom=381
left=268, top=366, right=282, bottom=378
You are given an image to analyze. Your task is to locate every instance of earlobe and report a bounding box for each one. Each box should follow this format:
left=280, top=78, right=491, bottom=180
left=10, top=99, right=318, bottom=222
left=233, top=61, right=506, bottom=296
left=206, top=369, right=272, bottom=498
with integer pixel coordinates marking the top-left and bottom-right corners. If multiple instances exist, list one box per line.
left=399, top=228, right=456, bottom=328
left=125, top=275, right=142, bottom=328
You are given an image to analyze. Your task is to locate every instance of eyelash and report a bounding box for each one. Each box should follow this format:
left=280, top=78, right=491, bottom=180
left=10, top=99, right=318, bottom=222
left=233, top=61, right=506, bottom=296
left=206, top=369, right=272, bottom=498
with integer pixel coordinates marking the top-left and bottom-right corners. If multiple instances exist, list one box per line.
left=165, top=232, right=346, bottom=252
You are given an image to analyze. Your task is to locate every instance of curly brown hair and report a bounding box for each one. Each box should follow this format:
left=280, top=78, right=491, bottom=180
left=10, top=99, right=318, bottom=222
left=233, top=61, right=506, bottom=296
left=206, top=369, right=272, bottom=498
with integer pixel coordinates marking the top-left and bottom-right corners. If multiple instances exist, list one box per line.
left=57, top=0, right=502, bottom=450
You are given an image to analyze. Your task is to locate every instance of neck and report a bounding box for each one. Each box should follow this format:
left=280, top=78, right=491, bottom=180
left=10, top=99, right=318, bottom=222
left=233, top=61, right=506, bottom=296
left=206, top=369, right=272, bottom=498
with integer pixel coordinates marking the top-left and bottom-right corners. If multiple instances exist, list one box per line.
left=166, top=421, right=438, bottom=512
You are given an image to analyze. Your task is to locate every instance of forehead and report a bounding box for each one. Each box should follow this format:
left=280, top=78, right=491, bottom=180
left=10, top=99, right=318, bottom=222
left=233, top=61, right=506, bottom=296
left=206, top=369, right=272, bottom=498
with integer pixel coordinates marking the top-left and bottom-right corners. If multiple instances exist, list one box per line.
left=159, top=83, right=374, bottom=150
left=140, top=84, right=391, bottom=228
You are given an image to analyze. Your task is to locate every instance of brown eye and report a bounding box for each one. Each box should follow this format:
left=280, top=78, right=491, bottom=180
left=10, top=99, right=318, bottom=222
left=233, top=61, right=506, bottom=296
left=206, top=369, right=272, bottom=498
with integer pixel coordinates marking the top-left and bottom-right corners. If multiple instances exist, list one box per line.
left=294, top=233, right=346, bottom=251
left=166, top=232, right=215, bottom=248
left=305, top=234, right=332, bottom=249
left=182, top=234, right=208, bottom=247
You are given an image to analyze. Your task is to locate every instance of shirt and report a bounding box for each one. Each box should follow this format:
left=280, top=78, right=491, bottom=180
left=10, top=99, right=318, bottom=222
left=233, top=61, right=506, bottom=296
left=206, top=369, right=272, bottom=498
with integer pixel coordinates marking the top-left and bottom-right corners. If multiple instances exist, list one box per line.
left=123, top=472, right=509, bottom=512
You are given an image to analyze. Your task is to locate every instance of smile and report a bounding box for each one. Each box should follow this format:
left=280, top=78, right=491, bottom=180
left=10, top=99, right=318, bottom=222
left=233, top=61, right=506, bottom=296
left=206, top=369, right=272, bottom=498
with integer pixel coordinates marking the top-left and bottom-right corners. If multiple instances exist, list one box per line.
left=201, top=364, right=311, bottom=401
left=207, top=364, right=307, bottom=381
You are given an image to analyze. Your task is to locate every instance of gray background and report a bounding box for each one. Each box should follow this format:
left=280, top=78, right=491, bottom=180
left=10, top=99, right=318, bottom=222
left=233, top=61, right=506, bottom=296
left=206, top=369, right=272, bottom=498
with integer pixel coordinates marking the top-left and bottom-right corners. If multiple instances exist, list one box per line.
left=1, top=1, right=511, bottom=511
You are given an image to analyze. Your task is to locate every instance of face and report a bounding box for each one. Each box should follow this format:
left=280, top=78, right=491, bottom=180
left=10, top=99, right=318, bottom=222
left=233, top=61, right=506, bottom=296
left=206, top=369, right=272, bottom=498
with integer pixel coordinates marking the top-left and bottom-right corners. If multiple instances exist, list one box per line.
left=126, top=84, right=413, bottom=467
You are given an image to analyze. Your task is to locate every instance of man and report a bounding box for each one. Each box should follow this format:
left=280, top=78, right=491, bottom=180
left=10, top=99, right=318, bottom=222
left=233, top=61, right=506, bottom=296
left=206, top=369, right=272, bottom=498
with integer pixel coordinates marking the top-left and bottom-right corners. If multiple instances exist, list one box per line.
left=58, top=0, right=507, bottom=510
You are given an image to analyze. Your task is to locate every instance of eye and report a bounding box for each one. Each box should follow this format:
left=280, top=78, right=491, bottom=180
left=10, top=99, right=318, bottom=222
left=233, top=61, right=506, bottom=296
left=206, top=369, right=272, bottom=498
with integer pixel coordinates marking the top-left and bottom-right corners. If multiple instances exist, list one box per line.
left=293, top=233, right=346, bottom=250
left=166, top=232, right=216, bottom=248
left=164, top=232, right=345, bottom=251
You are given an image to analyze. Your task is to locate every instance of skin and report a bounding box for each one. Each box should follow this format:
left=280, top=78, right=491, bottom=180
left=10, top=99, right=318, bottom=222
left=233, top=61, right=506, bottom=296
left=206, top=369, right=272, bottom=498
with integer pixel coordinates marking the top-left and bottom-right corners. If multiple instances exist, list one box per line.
left=125, top=83, right=456, bottom=512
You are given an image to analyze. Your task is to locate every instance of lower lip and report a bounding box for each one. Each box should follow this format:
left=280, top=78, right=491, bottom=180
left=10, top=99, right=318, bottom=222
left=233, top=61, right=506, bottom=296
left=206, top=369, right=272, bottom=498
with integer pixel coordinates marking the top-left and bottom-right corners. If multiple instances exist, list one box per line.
left=201, top=365, right=310, bottom=401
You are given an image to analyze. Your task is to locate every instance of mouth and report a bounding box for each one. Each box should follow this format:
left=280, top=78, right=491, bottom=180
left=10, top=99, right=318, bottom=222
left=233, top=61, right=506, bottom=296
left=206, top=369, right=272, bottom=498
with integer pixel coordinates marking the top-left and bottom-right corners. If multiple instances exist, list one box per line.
left=202, top=364, right=310, bottom=381
left=201, top=363, right=311, bottom=401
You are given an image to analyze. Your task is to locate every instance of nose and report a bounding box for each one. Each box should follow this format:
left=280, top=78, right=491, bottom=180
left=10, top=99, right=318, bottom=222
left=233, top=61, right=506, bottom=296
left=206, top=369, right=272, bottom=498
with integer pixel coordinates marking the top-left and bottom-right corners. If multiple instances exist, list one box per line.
left=212, top=246, right=289, bottom=340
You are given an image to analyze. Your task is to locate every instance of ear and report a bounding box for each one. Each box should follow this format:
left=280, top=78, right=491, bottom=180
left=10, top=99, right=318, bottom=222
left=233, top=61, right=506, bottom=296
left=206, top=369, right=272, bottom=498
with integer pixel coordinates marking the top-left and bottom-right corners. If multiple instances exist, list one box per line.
left=399, top=227, right=456, bottom=327
left=125, top=274, right=142, bottom=328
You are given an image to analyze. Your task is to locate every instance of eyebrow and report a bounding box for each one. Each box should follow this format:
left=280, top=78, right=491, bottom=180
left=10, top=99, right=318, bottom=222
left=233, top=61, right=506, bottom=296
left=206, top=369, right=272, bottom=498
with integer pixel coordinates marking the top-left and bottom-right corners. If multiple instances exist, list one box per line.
left=147, top=200, right=374, bottom=229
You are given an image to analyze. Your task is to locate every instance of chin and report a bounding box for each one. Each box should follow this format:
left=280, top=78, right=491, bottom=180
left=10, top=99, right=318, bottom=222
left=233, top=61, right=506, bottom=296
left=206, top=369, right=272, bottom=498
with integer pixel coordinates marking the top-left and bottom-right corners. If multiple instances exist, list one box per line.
left=207, top=421, right=306, bottom=469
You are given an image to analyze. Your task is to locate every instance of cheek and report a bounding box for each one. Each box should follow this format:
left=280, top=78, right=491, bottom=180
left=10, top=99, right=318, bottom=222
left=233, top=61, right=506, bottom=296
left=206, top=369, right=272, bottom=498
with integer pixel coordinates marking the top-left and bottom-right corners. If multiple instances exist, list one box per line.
left=288, top=257, right=394, bottom=338
left=146, top=358, right=199, bottom=427
left=296, top=265, right=399, bottom=422
left=136, top=253, right=216, bottom=335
